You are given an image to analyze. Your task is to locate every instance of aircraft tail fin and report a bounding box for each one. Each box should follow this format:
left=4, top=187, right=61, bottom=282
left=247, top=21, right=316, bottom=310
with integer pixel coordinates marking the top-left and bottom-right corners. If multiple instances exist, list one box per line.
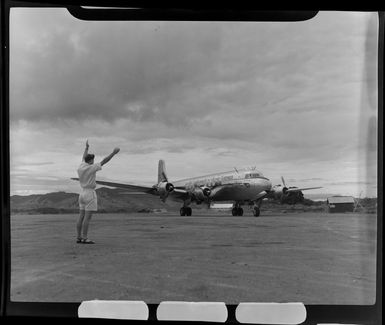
left=158, top=159, right=168, bottom=183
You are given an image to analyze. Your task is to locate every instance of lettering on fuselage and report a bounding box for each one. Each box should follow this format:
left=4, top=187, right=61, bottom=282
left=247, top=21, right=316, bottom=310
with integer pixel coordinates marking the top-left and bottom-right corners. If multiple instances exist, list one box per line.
left=184, top=174, right=235, bottom=190
left=245, top=172, right=261, bottom=179
left=177, top=168, right=267, bottom=191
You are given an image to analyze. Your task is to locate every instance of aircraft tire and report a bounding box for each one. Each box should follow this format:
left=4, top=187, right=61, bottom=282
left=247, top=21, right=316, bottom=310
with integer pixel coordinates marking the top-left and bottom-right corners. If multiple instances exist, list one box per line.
left=232, top=208, right=238, bottom=216
left=253, top=207, right=260, bottom=217
left=238, top=208, right=243, bottom=216
left=186, top=207, right=192, bottom=216
left=180, top=207, right=186, bottom=216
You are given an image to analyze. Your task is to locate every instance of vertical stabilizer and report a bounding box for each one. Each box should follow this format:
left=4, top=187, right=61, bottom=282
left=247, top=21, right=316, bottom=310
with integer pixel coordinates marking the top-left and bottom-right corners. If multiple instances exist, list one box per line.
left=158, top=160, right=168, bottom=183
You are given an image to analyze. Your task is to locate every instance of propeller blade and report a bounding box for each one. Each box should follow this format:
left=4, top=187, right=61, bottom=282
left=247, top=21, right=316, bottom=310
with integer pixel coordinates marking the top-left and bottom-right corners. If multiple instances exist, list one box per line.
left=281, top=176, right=287, bottom=187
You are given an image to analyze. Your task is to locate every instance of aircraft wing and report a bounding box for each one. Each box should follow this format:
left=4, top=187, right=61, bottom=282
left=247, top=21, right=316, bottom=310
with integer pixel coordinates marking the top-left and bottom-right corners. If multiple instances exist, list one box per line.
left=286, top=186, right=322, bottom=193
left=71, top=178, right=156, bottom=194
left=97, top=180, right=190, bottom=201
left=71, top=178, right=190, bottom=201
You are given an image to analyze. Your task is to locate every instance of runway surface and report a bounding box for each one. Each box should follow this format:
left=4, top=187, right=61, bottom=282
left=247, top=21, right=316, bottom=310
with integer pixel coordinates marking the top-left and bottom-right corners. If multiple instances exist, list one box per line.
left=10, top=211, right=377, bottom=304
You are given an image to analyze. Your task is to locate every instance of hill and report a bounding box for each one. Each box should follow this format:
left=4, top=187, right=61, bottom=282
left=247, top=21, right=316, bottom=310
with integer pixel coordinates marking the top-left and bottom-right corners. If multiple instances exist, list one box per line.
left=10, top=188, right=377, bottom=215
left=10, top=187, right=181, bottom=214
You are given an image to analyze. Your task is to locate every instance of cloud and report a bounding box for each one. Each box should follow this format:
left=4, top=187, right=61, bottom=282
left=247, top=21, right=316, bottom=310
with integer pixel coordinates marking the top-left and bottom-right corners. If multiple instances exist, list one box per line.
left=10, top=11, right=225, bottom=125
left=8, top=10, right=379, bottom=197
left=24, top=162, right=54, bottom=166
left=327, top=181, right=374, bottom=186
left=10, top=10, right=370, bottom=127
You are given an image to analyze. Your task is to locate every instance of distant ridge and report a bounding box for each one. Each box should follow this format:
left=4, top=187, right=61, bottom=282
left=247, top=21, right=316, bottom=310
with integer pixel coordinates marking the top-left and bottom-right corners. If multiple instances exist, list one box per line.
left=305, top=193, right=342, bottom=201
left=10, top=187, right=181, bottom=214
left=10, top=187, right=321, bottom=215
left=10, top=188, right=376, bottom=215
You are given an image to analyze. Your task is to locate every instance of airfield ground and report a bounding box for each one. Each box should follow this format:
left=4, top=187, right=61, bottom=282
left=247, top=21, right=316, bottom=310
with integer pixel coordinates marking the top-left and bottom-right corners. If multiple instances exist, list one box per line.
left=10, top=210, right=377, bottom=304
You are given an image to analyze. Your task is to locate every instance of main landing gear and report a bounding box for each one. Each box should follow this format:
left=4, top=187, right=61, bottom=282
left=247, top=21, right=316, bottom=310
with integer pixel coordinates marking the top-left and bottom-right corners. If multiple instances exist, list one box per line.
left=232, top=206, right=260, bottom=216
left=232, top=203, right=244, bottom=216
left=180, top=206, right=192, bottom=216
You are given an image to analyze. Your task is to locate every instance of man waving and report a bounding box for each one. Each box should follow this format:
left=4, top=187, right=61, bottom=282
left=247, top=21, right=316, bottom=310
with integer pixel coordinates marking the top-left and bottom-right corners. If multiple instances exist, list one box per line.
left=76, top=140, right=120, bottom=244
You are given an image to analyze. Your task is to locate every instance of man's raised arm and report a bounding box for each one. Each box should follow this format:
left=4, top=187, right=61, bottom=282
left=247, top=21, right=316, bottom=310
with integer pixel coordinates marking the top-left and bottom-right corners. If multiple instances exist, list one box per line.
left=100, top=147, right=120, bottom=166
left=82, top=140, right=89, bottom=161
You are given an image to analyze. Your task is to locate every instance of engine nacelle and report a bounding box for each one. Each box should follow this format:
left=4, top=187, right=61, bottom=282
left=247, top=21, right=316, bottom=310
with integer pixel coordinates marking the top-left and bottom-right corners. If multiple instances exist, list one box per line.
left=268, top=185, right=289, bottom=201
left=201, top=186, right=211, bottom=197
left=192, top=186, right=211, bottom=202
left=281, top=190, right=304, bottom=204
left=157, top=181, right=175, bottom=201
left=272, top=186, right=288, bottom=196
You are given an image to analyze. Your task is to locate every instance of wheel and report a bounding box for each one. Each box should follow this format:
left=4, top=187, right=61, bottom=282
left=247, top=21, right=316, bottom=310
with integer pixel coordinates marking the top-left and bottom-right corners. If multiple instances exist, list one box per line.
left=180, top=207, right=186, bottom=216
left=238, top=208, right=243, bottom=216
left=186, top=207, right=192, bottom=216
left=232, top=208, right=238, bottom=216
left=253, top=207, right=260, bottom=217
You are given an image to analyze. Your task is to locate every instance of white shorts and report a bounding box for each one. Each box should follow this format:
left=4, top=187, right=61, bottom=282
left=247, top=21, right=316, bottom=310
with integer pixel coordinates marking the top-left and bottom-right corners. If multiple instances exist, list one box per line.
left=79, top=189, right=98, bottom=211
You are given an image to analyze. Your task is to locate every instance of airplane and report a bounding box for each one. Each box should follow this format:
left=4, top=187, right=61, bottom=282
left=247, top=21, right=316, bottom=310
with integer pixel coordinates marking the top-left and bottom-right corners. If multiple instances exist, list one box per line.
left=72, top=160, right=321, bottom=217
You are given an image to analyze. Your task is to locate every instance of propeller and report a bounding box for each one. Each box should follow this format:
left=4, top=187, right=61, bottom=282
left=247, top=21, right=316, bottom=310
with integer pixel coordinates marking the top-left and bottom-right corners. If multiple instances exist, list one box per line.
left=202, top=187, right=211, bottom=197
left=166, top=183, right=175, bottom=192
left=280, top=176, right=289, bottom=194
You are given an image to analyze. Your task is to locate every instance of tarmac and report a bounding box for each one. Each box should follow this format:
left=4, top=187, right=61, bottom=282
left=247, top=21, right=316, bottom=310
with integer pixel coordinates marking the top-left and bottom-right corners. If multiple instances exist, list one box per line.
left=10, top=210, right=377, bottom=304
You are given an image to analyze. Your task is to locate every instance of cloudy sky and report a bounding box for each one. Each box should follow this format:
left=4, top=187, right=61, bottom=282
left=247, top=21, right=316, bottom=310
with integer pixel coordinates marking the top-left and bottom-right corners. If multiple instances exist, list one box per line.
left=9, top=9, right=378, bottom=198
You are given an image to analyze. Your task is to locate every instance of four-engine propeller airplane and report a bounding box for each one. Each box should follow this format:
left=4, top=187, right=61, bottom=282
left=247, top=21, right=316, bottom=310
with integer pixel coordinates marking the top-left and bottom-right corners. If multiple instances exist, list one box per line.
left=72, top=159, right=321, bottom=216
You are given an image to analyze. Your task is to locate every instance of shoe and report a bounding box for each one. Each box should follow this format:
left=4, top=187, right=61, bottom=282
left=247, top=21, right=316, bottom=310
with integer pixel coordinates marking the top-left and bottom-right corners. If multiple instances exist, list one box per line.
left=76, top=238, right=82, bottom=243
left=81, top=238, right=95, bottom=244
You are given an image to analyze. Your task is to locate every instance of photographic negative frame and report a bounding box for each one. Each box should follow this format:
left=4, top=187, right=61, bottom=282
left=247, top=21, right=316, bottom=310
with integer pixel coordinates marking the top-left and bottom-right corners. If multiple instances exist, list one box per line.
left=1, top=2, right=382, bottom=324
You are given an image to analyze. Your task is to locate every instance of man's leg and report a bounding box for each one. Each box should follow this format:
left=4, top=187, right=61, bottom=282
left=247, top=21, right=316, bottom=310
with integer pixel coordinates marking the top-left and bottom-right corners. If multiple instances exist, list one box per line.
left=77, top=209, right=85, bottom=240
left=81, top=211, right=93, bottom=240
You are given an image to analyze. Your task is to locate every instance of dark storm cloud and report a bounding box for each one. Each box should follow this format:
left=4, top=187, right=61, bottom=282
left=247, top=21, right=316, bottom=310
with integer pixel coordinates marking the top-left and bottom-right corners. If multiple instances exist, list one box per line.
left=11, top=11, right=355, bottom=127
left=11, top=10, right=374, bottom=140
left=10, top=12, right=224, bottom=125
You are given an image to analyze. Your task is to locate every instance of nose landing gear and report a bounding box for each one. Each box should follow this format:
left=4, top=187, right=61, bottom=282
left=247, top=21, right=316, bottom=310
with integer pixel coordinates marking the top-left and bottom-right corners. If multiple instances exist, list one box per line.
left=253, top=206, right=260, bottom=217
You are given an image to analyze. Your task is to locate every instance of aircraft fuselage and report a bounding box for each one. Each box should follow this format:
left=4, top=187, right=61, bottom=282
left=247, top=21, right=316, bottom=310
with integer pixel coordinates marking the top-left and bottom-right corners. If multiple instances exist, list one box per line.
left=173, top=169, right=272, bottom=202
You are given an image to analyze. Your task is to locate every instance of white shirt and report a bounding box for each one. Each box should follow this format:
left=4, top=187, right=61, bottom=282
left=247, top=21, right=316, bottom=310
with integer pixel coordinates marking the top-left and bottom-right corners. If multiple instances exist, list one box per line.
left=77, top=162, right=102, bottom=189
